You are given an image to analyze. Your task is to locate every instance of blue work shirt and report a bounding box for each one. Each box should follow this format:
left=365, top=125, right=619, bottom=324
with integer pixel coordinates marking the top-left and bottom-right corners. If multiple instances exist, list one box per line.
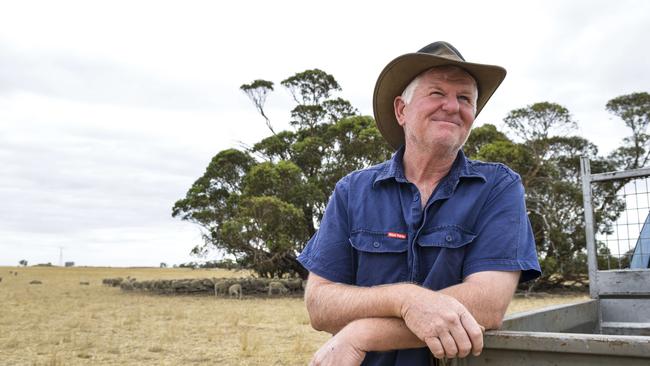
left=298, top=146, right=541, bottom=366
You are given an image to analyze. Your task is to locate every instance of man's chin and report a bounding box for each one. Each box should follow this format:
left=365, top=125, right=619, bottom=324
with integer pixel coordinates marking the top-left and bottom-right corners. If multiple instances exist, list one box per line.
left=413, top=139, right=463, bottom=155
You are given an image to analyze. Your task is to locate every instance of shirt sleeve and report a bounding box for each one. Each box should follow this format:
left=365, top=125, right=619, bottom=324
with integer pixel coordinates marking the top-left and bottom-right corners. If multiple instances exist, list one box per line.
left=298, top=175, right=355, bottom=284
left=462, top=166, right=542, bottom=283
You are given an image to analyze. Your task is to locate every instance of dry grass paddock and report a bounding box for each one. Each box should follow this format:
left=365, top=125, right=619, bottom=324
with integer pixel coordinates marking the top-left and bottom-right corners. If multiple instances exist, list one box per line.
left=0, top=266, right=588, bottom=365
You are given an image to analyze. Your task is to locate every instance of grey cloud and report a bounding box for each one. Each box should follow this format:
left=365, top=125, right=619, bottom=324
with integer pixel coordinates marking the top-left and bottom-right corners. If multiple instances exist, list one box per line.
left=0, top=127, right=208, bottom=236
left=0, top=42, right=228, bottom=109
left=523, top=1, right=650, bottom=94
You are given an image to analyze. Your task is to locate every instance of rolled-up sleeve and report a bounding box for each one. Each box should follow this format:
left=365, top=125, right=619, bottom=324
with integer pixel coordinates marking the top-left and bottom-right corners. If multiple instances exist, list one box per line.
left=462, top=167, right=541, bottom=283
left=298, top=176, right=355, bottom=284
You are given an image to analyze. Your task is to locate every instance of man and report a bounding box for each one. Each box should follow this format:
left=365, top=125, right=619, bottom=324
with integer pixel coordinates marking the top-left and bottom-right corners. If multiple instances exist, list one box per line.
left=298, top=41, right=541, bottom=366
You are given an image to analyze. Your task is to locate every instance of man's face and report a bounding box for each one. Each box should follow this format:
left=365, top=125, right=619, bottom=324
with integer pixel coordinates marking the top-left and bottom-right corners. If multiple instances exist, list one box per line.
left=394, top=66, right=478, bottom=154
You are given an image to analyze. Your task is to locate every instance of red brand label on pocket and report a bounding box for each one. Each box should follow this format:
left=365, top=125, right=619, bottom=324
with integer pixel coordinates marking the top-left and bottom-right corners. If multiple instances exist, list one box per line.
left=387, top=232, right=407, bottom=239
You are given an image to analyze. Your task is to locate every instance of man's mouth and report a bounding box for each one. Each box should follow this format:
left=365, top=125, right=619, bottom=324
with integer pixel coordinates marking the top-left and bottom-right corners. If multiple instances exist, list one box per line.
left=432, top=119, right=461, bottom=126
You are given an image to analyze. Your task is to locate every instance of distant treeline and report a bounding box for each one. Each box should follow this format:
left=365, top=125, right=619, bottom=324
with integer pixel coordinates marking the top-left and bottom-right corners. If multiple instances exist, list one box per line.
left=175, top=259, right=241, bottom=270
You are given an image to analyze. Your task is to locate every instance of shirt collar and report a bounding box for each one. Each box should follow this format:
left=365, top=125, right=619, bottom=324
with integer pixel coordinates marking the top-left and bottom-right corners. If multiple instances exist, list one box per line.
left=373, top=145, right=486, bottom=188
left=373, top=145, right=408, bottom=186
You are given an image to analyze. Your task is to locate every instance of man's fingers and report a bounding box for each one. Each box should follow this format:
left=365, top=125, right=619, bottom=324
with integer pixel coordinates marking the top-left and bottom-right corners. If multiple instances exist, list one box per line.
left=438, top=332, right=458, bottom=359
left=449, top=321, right=473, bottom=358
left=460, top=312, right=484, bottom=356
left=425, top=336, right=445, bottom=359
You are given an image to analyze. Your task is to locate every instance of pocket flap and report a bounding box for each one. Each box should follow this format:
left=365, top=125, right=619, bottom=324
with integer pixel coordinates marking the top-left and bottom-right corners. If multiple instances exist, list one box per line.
left=417, top=226, right=476, bottom=248
left=349, top=231, right=408, bottom=253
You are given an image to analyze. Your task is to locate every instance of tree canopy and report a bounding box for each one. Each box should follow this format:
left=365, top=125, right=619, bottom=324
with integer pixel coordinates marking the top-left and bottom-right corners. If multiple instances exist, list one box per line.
left=173, top=69, right=391, bottom=278
left=606, top=92, right=650, bottom=170
left=466, top=102, right=625, bottom=289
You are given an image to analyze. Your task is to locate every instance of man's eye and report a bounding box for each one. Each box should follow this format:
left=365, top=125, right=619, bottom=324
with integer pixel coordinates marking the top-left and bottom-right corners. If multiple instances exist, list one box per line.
left=459, top=95, right=471, bottom=102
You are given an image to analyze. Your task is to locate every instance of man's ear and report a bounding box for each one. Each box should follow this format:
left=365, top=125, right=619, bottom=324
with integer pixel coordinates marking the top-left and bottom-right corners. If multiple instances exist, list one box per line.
left=394, top=96, right=407, bottom=127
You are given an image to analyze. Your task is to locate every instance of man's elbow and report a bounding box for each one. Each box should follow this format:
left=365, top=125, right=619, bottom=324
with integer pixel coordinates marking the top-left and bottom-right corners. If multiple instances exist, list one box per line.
left=305, top=299, right=326, bottom=331
left=482, top=309, right=507, bottom=330
left=308, top=315, right=335, bottom=333
left=305, top=300, right=341, bottom=333
left=485, top=317, right=504, bottom=330
left=304, top=287, right=328, bottom=332
left=304, top=287, right=341, bottom=334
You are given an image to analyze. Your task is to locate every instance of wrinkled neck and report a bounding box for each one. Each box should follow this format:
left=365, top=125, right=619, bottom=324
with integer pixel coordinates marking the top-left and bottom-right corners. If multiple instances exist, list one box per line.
left=402, top=145, right=458, bottom=208
left=402, top=145, right=457, bottom=185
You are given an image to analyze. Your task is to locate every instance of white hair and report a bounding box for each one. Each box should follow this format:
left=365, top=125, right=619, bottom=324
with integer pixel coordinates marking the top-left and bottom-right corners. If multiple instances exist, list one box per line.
left=401, top=75, right=422, bottom=105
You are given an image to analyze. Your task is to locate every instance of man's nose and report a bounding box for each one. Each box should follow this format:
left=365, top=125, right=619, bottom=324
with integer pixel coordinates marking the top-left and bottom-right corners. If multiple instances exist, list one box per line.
left=441, top=94, right=460, bottom=113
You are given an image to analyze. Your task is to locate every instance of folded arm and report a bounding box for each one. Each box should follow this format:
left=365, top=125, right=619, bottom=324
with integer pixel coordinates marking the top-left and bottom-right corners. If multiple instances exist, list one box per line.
left=306, top=270, right=519, bottom=332
left=305, top=270, right=519, bottom=362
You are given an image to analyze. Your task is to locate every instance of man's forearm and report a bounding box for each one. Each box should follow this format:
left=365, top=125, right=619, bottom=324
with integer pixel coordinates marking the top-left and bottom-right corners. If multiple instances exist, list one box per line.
left=440, top=283, right=501, bottom=329
left=306, top=272, right=511, bottom=360
left=305, top=277, right=413, bottom=333
left=440, top=272, right=519, bottom=329
left=330, top=315, right=484, bottom=360
left=307, top=317, right=429, bottom=365
left=341, top=317, right=425, bottom=352
left=305, top=271, right=518, bottom=334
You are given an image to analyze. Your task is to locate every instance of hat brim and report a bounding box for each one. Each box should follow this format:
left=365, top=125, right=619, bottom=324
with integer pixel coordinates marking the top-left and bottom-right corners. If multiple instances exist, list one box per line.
left=373, top=53, right=507, bottom=150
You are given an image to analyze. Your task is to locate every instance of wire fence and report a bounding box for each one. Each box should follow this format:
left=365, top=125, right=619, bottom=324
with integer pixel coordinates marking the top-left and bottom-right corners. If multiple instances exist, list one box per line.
left=595, top=177, right=650, bottom=270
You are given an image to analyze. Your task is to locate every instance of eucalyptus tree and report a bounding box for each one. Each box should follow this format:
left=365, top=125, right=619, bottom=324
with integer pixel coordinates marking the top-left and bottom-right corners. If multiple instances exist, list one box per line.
left=173, top=69, right=391, bottom=278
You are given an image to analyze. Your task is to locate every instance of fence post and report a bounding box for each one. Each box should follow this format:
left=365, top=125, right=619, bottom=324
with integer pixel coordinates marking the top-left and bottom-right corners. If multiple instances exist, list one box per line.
left=580, top=156, right=598, bottom=299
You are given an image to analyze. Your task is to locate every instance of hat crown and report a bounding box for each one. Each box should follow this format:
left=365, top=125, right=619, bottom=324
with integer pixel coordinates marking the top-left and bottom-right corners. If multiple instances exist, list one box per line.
left=418, top=41, right=466, bottom=62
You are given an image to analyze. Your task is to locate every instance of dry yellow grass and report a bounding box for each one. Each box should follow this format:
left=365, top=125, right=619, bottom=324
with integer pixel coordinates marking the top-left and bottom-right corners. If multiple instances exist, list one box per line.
left=0, top=266, right=588, bottom=365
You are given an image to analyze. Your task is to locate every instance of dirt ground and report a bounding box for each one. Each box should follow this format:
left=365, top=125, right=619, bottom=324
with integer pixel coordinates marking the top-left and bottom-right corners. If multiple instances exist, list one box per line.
left=0, top=266, right=588, bottom=365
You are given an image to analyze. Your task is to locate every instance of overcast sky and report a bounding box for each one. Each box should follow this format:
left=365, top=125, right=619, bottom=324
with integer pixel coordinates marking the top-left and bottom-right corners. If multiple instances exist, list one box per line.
left=1, top=0, right=649, bottom=267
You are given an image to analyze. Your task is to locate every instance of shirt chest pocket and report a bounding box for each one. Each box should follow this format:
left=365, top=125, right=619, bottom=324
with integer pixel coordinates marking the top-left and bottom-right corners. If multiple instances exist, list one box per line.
left=416, top=226, right=477, bottom=285
left=417, top=226, right=476, bottom=248
left=349, top=231, right=408, bottom=286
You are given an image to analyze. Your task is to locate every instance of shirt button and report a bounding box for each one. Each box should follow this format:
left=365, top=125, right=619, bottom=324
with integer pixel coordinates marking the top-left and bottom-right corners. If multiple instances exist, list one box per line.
left=445, top=235, right=453, bottom=242
left=373, top=241, right=380, bottom=248
left=413, top=193, right=419, bottom=202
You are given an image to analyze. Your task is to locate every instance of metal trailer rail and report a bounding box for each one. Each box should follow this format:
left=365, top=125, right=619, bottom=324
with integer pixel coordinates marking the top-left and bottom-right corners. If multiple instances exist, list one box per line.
left=451, top=157, right=650, bottom=365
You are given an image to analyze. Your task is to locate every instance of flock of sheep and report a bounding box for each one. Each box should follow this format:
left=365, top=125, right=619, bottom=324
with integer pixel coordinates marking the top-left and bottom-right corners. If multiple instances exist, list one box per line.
left=102, top=276, right=306, bottom=298
left=2, top=270, right=306, bottom=300
left=214, top=280, right=294, bottom=299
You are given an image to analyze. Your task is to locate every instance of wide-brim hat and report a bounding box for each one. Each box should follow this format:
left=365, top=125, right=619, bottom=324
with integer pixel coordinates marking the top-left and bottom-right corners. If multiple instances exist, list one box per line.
left=373, top=41, right=507, bottom=150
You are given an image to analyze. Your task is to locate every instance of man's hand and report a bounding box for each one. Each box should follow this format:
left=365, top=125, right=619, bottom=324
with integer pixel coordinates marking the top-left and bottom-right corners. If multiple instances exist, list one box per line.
left=309, top=324, right=366, bottom=366
left=400, top=286, right=484, bottom=359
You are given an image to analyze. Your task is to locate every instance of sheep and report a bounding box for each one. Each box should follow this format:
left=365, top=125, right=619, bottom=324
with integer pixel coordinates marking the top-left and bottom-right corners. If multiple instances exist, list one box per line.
left=286, top=279, right=303, bottom=293
left=214, top=280, right=229, bottom=297
left=268, top=281, right=289, bottom=296
left=250, top=277, right=266, bottom=290
left=29, top=280, right=42, bottom=285
left=102, top=278, right=124, bottom=287
left=79, top=281, right=90, bottom=286
left=120, top=281, right=134, bottom=291
left=0, top=277, right=3, bottom=283
left=228, top=283, right=243, bottom=299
